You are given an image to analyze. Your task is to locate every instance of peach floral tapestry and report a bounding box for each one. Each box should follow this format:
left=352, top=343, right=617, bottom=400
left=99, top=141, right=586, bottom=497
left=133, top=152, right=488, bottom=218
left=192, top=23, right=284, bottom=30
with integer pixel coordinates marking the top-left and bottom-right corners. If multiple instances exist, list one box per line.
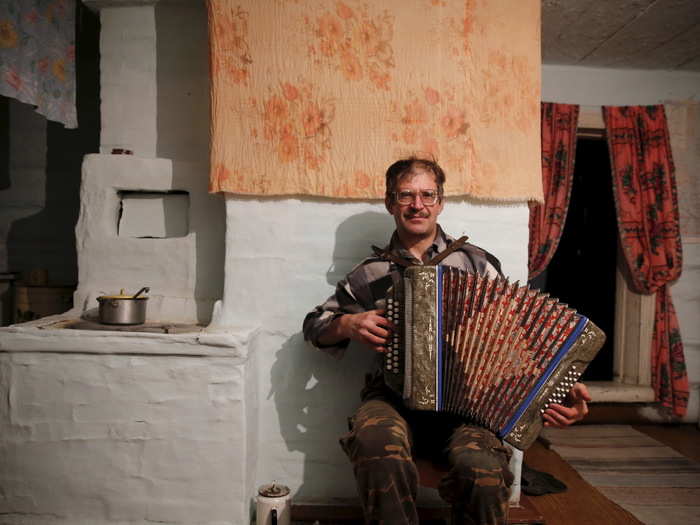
left=207, top=0, right=542, bottom=201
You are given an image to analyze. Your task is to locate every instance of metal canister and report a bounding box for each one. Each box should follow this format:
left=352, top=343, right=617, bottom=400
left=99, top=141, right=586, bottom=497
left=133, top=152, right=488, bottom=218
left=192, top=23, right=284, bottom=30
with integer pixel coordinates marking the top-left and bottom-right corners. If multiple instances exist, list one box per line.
left=256, top=483, right=291, bottom=525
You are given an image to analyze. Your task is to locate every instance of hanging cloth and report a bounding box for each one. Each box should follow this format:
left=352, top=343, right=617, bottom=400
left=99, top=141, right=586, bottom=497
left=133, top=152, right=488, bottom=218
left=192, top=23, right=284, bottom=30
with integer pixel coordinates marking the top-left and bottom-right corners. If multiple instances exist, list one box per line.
left=527, top=103, right=580, bottom=280
left=0, top=0, right=77, bottom=128
left=603, top=105, right=688, bottom=418
left=206, top=0, right=543, bottom=201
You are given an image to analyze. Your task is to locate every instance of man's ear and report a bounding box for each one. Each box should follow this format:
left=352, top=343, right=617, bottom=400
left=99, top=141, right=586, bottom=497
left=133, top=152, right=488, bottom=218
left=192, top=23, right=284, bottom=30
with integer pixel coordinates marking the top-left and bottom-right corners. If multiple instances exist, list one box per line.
left=385, top=195, right=393, bottom=213
left=435, top=195, right=445, bottom=215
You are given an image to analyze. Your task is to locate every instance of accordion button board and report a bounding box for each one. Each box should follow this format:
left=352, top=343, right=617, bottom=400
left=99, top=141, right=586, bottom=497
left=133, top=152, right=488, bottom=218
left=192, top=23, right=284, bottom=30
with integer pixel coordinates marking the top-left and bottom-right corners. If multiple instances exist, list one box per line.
left=383, top=265, right=605, bottom=450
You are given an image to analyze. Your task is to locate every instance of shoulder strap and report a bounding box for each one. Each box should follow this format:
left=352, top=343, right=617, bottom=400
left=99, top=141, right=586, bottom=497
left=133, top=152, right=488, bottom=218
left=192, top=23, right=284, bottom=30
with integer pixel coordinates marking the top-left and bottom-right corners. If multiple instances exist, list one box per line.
left=425, top=235, right=469, bottom=266
left=371, top=245, right=412, bottom=267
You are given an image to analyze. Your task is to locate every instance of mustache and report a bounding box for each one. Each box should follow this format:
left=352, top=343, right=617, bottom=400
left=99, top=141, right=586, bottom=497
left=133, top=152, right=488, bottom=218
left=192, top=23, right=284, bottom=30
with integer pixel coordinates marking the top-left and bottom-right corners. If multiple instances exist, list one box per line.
left=404, top=211, right=430, bottom=218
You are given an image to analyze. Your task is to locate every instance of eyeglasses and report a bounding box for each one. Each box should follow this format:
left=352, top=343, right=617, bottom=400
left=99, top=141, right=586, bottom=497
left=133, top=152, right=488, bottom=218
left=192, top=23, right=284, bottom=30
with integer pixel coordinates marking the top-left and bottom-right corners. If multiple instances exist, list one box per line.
left=394, top=189, right=441, bottom=206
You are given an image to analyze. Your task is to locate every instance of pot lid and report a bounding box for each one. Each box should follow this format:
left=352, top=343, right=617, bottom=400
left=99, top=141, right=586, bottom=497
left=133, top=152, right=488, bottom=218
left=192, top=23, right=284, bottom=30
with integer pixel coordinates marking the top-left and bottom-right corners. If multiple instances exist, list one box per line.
left=258, top=483, right=290, bottom=498
left=98, top=288, right=149, bottom=300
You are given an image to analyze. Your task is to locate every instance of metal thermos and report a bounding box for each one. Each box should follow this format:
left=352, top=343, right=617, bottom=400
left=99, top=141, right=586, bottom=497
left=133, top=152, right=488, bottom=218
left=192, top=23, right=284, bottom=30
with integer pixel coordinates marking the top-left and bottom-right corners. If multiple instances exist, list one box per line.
left=256, top=483, right=291, bottom=525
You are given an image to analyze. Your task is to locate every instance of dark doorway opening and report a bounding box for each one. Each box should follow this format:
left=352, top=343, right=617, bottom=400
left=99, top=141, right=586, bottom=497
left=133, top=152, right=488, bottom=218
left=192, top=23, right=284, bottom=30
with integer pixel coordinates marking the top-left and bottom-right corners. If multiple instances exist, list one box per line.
left=535, top=137, right=618, bottom=381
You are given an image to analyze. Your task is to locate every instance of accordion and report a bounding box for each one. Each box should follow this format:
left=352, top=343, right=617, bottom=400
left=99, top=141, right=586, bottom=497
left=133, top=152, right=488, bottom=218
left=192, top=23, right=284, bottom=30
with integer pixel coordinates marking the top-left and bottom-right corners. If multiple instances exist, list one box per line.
left=383, top=266, right=605, bottom=450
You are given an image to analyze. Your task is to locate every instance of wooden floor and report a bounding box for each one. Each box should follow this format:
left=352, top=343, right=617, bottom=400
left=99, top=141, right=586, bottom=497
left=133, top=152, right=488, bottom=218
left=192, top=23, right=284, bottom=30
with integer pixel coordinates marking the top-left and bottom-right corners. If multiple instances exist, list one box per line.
left=523, top=434, right=640, bottom=524
left=522, top=423, right=700, bottom=525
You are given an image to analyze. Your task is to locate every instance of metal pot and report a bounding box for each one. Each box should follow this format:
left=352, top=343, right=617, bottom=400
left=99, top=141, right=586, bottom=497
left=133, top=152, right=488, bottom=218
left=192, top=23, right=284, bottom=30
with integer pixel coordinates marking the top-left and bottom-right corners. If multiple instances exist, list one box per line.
left=97, top=287, right=149, bottom=325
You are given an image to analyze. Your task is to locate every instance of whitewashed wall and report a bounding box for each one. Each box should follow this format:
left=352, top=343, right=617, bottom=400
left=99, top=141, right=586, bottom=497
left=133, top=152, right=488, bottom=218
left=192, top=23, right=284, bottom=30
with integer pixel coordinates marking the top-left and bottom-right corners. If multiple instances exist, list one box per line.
left=213, top=197, right=530, bottom=503
left=1, top=3, right=231, bottom=524
left=0, top=347, right=252, bottom=524
left=543, top=64, right=700, bottom=421
left=75, top=2, right=223, bottom=324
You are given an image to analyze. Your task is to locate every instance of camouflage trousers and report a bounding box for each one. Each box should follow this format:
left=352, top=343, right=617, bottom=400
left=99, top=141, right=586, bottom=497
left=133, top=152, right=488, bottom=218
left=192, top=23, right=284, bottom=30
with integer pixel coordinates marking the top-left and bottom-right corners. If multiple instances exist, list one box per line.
left=340, top=375, right=513, bottom=525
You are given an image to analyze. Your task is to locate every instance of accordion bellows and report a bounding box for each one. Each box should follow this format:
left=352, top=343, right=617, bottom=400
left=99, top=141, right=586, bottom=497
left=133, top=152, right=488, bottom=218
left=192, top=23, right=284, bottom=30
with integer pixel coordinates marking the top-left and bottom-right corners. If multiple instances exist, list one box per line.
left=384, top=266, right=605, bottom=450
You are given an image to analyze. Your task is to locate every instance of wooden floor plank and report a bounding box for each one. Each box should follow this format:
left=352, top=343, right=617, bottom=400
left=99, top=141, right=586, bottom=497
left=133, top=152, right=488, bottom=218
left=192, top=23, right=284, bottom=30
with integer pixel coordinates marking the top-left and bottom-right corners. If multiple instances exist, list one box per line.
left=523, top=438, right=643, bottom=525
left=632, top=424, right=700, bottom=463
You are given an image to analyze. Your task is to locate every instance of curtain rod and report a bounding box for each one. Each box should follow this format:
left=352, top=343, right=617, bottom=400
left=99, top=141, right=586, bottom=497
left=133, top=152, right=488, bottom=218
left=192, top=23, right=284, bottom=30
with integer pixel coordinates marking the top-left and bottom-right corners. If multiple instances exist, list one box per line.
left=578, top=127, right=606, bottom=138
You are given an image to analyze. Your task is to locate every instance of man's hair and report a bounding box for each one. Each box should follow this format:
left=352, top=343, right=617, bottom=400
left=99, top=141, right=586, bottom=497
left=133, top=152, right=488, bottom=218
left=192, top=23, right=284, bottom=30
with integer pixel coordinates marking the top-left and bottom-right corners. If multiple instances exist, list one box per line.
left=385, top=157, right=446, bottom=203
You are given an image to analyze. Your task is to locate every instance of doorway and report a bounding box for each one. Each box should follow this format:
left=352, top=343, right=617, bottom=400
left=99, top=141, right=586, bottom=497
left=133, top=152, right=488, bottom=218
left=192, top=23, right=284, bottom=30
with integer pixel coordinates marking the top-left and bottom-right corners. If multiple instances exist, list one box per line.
left=535, top=137, right=618, bottom=381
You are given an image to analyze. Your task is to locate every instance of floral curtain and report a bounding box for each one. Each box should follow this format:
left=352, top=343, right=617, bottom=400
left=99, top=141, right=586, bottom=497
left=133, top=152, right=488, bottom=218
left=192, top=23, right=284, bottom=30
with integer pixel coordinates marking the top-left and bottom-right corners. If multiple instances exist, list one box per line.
left=0, top=0, right=77, bottom=128
left=527, top=102, right=579, bottom=280
left=603, top=105, right=688, bottom=418
left=207, top=0, right=543, bottom=201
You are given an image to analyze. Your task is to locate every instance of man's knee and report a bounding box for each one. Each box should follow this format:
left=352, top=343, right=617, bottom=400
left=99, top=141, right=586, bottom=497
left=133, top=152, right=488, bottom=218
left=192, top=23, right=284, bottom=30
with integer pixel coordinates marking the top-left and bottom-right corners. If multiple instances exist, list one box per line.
left=342, top=417, right=411, bottom=462
left=450, top=451, right=513, bottom=489
left=448, top=426, right=514, bottom=488
left=340, top=401, right=411, bottom=463
left=439, top=425, right=514, bottom=510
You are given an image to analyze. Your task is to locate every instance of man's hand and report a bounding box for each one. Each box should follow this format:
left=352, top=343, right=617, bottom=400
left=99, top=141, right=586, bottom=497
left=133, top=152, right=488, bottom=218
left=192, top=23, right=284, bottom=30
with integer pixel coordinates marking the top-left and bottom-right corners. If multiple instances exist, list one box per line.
left=337, top=309, right=394, bottom=353
left=543, top=382, right=591, bottom=428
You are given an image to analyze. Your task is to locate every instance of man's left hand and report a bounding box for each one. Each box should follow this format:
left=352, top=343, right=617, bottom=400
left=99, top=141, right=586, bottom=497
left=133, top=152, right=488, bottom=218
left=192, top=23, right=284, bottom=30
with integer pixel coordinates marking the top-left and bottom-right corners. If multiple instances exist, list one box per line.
left=542, top=382, right=591, bottom=428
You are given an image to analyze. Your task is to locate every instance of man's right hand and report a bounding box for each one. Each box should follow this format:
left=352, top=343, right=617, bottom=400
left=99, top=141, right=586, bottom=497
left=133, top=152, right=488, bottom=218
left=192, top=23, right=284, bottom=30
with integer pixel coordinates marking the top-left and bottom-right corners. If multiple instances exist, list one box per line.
left=318, top=310, right=394, bottom=352
left=341, top=310, right=395, bottom=352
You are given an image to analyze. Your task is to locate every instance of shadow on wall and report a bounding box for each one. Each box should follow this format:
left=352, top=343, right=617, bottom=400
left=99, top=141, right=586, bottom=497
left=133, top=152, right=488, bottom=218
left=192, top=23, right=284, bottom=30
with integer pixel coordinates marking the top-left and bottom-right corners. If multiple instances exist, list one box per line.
left=0, top=97, right=7, bottom=190
left=325, top=209, right=395, bottom=286
left=5, top=116, right=88, bottom=288
left=268, top=210, right=396, bottom=500
left=269, top=333, right=376, bottom=500
left=3, top=4, right=100, bottom=322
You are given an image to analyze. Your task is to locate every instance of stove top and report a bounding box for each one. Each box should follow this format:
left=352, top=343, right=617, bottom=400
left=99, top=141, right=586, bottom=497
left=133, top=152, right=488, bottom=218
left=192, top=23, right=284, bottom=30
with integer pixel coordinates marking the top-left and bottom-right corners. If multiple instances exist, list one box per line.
left=50, top=319, right=203, bottom=334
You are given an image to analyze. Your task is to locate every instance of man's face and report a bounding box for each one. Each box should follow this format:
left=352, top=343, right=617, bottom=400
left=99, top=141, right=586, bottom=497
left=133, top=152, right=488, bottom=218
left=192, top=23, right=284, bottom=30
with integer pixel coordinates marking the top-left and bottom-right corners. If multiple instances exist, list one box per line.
left=386, top=169, right=444, bottom=241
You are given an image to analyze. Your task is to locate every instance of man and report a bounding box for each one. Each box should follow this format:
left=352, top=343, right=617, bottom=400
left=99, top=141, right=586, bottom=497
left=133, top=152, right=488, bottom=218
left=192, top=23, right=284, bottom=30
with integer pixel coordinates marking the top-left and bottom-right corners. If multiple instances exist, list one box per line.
left=303, top=158, right=590, bottom=525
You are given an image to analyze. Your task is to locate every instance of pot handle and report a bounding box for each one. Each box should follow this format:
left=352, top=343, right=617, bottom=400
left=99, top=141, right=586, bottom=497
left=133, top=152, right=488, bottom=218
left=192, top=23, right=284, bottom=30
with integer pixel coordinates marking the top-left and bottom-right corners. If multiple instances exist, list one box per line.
left=132, top=287, right=150, bottom=299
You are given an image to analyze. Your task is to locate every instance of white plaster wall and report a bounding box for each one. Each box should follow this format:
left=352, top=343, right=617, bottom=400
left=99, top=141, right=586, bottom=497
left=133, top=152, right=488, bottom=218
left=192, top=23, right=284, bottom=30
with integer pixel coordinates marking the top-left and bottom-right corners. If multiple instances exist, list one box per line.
left=74, top=154, right=222, bottom=324
left=1, top=4, right=230, bottom=524
left=99, top=5, right=157, bottom=157
left=675, top=242, right=700, bottom=422
left=0, top=348, right=250, bottom=524
left=214, top=196, right=530, bottom=501
left=542, top=65, right=700, bottom=106
left=73, top=2, right=223, bottom=324
left=542, top=64, right=700, bottom=420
